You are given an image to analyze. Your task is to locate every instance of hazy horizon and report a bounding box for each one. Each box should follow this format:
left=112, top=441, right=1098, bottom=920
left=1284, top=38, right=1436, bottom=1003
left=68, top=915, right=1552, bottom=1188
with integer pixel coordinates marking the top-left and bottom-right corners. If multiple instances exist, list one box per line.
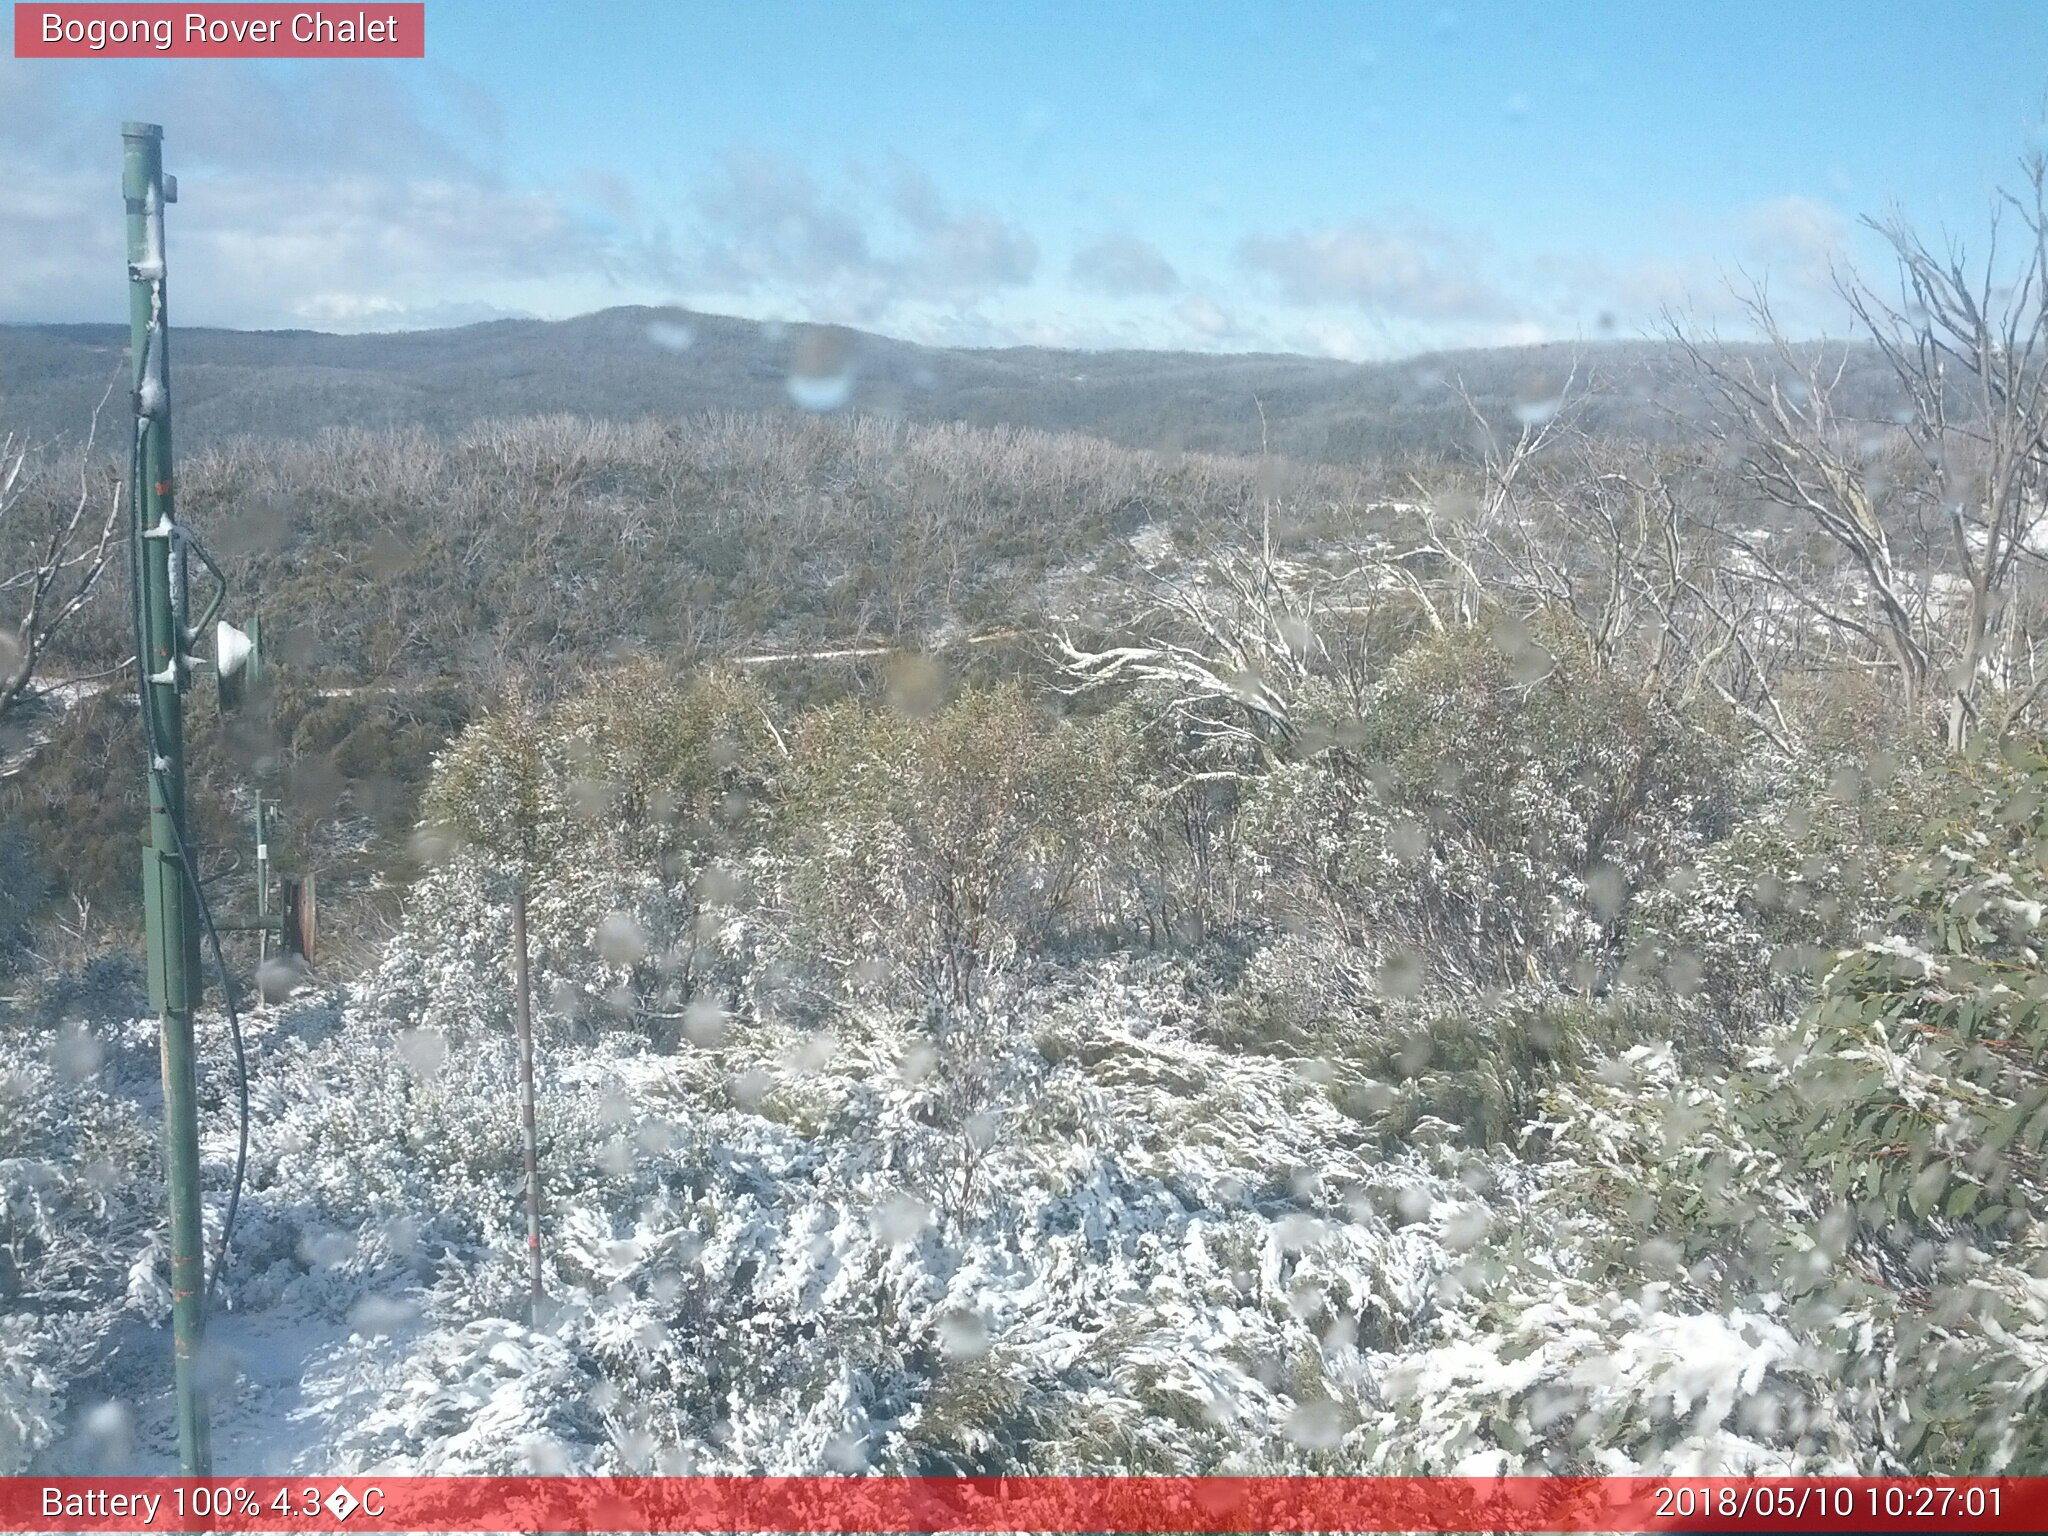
left=0, top=296, right=1851, bottom=364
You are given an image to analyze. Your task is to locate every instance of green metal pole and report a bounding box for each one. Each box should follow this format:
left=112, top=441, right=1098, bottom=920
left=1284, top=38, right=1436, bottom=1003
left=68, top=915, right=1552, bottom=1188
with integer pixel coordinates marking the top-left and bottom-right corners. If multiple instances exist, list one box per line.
left=124, top=120, right=212, bottom=1478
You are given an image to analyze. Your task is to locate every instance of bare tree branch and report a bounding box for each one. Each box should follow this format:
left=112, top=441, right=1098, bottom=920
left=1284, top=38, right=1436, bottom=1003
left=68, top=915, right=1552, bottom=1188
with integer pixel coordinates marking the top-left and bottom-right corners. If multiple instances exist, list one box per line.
left=0, top=382, right=126, bottom=724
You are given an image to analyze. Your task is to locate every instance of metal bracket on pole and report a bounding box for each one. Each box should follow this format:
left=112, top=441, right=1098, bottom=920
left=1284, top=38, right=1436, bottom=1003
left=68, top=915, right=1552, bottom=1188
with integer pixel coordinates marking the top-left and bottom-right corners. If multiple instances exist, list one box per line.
left=216, top=873, right=314, bottom=967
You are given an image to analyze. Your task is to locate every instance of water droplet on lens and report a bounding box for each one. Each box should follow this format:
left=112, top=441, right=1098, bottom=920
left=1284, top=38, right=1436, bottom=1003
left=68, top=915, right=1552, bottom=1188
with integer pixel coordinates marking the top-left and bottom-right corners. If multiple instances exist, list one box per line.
left=683, top=995, right=728, bottom=1047
left=937, top=1308, right=990, bottom=1358
left=396, top=1028, right=447, bottom=1080
left=645, top=320, right=694, bottom=352
left=1284, top=1399, right=1346, bottom=1449
left=596, top=911, right=647, bottom=966
left=872, top=1192, right=931, bottom=1243
left=257, top=954, right=306, bottom=1004
left=787, top=326, right=856, bottom=412
left=50, top=1021, right=102, bottom=1081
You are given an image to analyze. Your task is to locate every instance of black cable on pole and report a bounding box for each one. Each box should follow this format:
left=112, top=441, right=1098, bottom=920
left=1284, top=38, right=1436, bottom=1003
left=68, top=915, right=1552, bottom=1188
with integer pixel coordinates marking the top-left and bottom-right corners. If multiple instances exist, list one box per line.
left=129, top=307, right=250, bottom=1324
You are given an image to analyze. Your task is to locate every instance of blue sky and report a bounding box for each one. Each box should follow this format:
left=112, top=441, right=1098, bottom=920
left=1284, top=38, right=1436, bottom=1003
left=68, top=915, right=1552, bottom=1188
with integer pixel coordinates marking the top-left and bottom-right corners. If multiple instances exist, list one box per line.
left=3, top=1, right=2046, bottom=355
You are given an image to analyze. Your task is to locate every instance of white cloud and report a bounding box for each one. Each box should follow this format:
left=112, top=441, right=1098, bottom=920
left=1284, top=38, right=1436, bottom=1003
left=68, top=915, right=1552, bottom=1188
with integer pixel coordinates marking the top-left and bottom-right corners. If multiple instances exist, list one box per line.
left=0, top=63, right=679, bottom=329
left=693, top=149, right=1038, bottom=319
left=1238, top=219, right=1507, bottom=321
left=1296, top=319, right=1372, bottom=361
left=290, top=294, right=531, bottom=330
left=1175, top=294, right=1241, bottom=340
left=1070, top=234, right=1180, bottom=296
left=1741, top=193, right=1849, bottom=278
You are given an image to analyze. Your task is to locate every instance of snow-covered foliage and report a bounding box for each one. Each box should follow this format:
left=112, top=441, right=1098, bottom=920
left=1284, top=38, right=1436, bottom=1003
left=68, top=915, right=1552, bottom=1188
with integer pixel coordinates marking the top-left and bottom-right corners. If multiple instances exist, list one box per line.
left=776, top=686, right=1150, bottom=1016
left=12, top=644, right=2046, bottom=1478
left=272, top=955, right=1495, bottom=1475
left=1381, top=757, right=2048, bottom=1474
left=1628, top=746, right=1943, bottom=1021
left=1237, top=625, right=1740, bottom=998
left=371, top=665, right=777, bottom=1039
left=0, top=817, right=40, bottom=970
left=0, top=992, right=164, bottom=1473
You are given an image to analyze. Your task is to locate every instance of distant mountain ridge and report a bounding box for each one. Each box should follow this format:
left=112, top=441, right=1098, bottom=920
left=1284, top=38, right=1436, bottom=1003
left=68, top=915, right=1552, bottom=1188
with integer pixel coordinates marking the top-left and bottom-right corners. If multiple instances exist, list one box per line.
left=0, top=304, right=1884, bottom=464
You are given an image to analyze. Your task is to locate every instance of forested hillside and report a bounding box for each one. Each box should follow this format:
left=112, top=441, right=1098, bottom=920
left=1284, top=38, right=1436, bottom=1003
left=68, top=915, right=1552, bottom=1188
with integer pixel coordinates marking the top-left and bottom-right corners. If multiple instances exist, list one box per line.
left=0, top=308, right=1904, bottom=464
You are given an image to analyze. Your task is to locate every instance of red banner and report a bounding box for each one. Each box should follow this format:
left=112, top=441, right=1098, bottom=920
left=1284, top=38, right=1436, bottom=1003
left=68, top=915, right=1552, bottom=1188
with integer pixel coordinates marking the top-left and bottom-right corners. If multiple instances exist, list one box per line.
left=2, top=1477, right=2044, bottom=1533
left=12, top=4, right=423, bottom=58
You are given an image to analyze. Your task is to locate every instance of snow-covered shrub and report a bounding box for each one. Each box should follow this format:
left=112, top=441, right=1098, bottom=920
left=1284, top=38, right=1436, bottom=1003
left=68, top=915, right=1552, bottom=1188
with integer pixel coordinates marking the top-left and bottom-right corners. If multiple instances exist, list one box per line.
left=1380, top=749, right=2048, bottom=1474
left=1216, top=956, right=1651, bottom=1151
left=1209, top=628, right=1746, bottom=1158
left=0, top=1312, right=97, bottom=1476
left=295, top=953, right=1483, bottom=1476
left=776, top=686, right=1150, bottom=1015
left=0, top=1012, right=162, bottom=1472
left=0, top=817, right=41, bottom=973
left=310, top=1316, right=602, bottom=1474
left=369, top=665, right=778, bottom=1038
left=1376, top=1041, right=1861, bottom=1474
left=1238, top=624, right=1741, bottom=1001
left=1628, top=744, right=1956, bottom=1025
left=1741, top=752, right=2048, bottom=1469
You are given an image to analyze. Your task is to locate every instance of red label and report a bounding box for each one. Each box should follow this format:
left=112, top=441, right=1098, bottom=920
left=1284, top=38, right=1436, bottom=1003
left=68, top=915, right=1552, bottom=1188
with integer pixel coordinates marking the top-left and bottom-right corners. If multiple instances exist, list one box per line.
left=14, top=3, right=424, bottom=57
left=0, top=1478, right=2043, bottom=1533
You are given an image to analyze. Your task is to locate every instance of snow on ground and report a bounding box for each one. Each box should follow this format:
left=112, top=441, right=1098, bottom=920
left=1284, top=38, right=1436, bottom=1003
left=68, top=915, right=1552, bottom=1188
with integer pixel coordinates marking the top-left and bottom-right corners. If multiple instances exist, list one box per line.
left=26, top=960, right=1488, bottom=1477
left=37, top=1300, right=405, bottom=1475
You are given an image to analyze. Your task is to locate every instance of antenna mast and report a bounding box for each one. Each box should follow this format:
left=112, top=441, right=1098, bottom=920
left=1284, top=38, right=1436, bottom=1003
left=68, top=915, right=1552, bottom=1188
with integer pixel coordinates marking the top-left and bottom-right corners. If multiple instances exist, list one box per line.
left=123, top=119, right=212, bottom=1477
